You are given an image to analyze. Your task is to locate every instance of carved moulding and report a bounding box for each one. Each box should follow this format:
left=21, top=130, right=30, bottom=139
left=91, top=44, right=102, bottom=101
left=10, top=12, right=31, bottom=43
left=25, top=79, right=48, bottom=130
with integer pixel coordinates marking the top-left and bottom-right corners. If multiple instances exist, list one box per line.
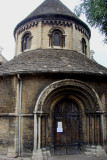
left=75, top=24, right=90, bottom=39
left=16, top=20, right=39, bottom=36
left=34, top=79, right=102, bottom=114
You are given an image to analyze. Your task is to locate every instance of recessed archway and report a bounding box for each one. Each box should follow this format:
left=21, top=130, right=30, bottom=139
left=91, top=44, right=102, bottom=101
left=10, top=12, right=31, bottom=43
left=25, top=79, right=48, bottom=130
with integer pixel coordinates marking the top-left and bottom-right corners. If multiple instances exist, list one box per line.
left=33, top=79, right=103, bottom=156
left=34, top=79, right=102, bottom=113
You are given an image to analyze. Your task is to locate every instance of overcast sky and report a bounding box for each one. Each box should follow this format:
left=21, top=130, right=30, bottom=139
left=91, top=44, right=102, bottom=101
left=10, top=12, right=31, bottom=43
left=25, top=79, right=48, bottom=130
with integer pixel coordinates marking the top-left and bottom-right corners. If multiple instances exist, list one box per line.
left=0, top=0, right=107, bottom=67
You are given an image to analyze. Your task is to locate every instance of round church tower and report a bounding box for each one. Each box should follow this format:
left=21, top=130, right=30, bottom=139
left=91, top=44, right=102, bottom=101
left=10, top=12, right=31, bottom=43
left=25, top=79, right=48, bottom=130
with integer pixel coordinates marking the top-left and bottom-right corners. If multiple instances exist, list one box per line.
left=14, top=0, right=91, bottom=58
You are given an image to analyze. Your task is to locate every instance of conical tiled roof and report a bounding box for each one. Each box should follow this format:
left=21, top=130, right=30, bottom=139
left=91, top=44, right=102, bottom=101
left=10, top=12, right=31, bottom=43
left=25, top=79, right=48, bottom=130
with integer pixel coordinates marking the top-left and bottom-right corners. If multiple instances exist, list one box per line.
left=26, top=0, right=77, bottom=19
left=14, top=0, right=90, bottom=36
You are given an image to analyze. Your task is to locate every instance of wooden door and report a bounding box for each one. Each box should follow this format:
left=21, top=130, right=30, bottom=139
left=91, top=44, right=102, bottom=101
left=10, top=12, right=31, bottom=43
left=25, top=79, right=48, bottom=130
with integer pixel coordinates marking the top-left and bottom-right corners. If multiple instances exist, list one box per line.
left=53, top=98, right=81, bottom=155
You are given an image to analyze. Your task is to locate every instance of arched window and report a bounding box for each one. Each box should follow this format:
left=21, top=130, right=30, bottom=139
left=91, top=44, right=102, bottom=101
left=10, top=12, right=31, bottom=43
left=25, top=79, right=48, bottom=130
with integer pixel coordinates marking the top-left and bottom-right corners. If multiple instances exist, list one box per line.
left=49, top=28, right=65, bottom=48
left=22, top=32, right=32, bottom=52
left=82, top=38, right=87, bottom=55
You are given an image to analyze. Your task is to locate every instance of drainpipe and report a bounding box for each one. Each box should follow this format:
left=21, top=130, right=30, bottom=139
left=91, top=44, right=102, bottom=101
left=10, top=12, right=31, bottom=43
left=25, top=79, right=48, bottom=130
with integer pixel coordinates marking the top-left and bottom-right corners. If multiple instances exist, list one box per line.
left=17, top=74, right=22, bottom=157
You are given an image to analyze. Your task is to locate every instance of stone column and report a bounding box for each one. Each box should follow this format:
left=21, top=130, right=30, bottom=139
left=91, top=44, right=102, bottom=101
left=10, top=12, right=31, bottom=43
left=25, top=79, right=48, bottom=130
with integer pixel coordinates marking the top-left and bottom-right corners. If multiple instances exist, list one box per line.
left=33, top=113, right=38, bottom=155
left=38, top=116, right=41, bottom=150
left=33, top=113, right=43, bottom=159
left=33, top=112, right=51, bottom=160
left=101, top=114, right=104, bottom=147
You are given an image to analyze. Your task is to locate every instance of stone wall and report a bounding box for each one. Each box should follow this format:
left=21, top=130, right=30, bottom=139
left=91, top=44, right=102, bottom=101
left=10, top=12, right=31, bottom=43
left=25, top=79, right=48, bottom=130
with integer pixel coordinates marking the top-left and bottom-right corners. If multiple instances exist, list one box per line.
left=21, top=116, right=34, bottom=157
left=0, top=76, right=18, bottom=156
left=0, top=117, right=9, bottom=155
left=0, top=76, right=17, bottom=113
left=20, top=74, right=107, bottom=155
left=0, top=74, right=106, bottom=157
left=15, top=21, right=90, bottom=58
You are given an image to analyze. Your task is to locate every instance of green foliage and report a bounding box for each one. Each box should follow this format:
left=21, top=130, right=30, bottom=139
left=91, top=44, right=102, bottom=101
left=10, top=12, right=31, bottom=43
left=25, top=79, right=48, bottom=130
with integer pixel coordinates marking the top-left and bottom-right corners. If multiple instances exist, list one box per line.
left=74, top=0, right=107, bottom=43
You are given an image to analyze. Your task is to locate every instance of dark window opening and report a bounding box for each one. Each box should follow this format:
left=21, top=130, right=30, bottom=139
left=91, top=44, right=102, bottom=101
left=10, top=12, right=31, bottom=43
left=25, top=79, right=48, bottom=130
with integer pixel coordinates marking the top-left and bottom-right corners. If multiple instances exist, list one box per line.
left=25, top=36, right=30, bottom=49
left=82, top=38, right=87, bottom=55
left=54, top=32, right=60, bottom=46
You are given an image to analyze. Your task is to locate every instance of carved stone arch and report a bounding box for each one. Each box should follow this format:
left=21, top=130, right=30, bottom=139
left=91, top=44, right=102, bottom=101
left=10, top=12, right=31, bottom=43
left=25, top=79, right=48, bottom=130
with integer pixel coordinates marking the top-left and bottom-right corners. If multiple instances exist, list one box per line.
left=49, top=94, right=84, bottom=117
left=34, top=79, right=102, bottom=114
left=49, top=27, right=65, bottom=35
left=33, top=79, right=105, bottom=156
left=21, top=31, right=32, bottom=40
left=43, top=86, right=95, bottom=114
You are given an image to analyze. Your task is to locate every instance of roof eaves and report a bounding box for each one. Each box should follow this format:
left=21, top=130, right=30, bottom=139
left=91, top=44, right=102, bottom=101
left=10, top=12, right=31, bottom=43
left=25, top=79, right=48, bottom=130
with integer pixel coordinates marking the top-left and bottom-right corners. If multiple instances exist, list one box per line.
left=0, top=70, right=107, bottom=77
left=14, top=14, right=91, bottom=38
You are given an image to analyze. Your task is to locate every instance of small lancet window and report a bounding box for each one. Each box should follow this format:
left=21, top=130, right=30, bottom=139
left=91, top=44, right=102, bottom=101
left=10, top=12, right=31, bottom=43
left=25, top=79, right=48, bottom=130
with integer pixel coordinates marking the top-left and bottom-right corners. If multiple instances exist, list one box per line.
left=82, top=38, right=87, bottom=55
left=22, top=32, right=32, bottom=52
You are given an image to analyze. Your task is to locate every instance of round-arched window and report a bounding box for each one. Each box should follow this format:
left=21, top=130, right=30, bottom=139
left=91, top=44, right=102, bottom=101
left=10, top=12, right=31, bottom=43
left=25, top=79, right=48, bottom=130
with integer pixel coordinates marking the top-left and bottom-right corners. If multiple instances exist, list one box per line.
left=49, top=28, right=65, bottom=48
left=22, top=32, right=32, bottom=52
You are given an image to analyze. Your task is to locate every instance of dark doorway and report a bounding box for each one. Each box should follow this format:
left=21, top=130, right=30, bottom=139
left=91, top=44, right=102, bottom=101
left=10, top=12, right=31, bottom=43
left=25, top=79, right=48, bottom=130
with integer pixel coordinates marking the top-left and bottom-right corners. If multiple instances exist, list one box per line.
left=53, top=98, right=82, bottom=155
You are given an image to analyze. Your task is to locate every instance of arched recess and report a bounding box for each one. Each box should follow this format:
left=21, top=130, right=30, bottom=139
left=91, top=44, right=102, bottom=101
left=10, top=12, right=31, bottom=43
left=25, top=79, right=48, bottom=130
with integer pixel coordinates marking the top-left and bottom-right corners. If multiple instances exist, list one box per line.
left=34, top=79, right=102, bottom=113
left=33, top=79, right=104, bottom=155
left=48, top=27, right=66, bottom=48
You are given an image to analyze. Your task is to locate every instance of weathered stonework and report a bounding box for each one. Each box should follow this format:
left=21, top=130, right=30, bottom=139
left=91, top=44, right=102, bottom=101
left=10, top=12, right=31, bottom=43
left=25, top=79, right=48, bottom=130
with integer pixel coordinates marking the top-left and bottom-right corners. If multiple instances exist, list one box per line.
left=0, top=73, right=107, bottom=158
left=15, top=21, right=90, bottom=58
left=0, top=0, right=106, bottom=159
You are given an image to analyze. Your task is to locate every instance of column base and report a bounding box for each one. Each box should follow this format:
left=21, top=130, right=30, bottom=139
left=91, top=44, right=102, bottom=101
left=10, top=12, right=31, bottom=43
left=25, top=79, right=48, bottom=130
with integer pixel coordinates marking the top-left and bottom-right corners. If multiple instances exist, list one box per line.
left=85, top=145, right=107, bottom=157
left=32, top=149, right=51, bottom=160
left=8, top=147, right=18, bottom=158
left=8, top=152, right=18, bottom=158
